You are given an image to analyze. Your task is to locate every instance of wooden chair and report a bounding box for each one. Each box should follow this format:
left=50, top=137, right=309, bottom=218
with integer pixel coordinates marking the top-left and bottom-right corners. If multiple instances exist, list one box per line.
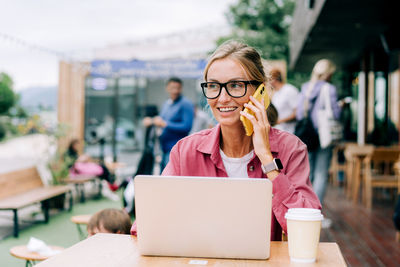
left=396, top=162, right=400, bottom=242
left=363, top=147, right=400, bottom=209
left=343, top=144, right=374, bottom=202
left=329, top=142, right=349, bottom=186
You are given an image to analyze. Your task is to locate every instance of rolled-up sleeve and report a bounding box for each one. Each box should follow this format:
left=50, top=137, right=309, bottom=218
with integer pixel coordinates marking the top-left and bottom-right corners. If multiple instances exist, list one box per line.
left=271, top=142, right=321, bottom=233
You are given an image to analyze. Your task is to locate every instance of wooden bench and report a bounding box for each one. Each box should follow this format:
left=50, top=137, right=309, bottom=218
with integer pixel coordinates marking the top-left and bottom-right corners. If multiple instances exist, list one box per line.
left=0, top=167, right=73, bottom=237
left=63, top=175, right=101, bottom=203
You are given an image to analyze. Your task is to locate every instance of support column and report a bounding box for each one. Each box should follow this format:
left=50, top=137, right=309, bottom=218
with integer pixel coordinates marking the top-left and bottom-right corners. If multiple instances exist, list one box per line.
left=358, top=71, right=367, bottom=145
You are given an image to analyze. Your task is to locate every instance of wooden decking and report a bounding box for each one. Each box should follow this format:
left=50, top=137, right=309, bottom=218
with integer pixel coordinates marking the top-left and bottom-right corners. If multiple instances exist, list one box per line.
left=321, top=185, right=400, bottom=267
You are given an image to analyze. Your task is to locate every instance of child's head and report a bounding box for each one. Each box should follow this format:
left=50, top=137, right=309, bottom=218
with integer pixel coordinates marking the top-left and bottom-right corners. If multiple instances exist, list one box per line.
left=87, top=208, right=132, bottom=236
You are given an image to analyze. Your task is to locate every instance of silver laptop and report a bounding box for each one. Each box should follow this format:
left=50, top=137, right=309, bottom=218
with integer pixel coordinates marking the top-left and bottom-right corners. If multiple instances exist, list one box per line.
left=134, top=175, right=272, bottom=259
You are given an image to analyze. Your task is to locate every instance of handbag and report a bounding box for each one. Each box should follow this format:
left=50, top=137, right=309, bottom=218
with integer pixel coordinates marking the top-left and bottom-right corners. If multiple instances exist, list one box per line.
left=294, top=83, right=320, bottom=151
left=71, top=162, right=104, bottom=177
left=295, top=117, right=320, bottom=151
left=317, top=84, right=343, bottom=148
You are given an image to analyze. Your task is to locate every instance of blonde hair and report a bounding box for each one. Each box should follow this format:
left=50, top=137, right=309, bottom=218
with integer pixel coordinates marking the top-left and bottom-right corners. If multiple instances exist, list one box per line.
left=311, top=59, right=336, bottom=82
left=87, top=208, right=131, bottom=235
left=204, top=40, right=266, bottom=83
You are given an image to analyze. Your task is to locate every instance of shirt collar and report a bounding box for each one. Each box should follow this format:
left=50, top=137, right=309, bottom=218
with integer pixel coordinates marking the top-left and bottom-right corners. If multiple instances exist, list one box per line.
left=196, top=124, right=279, bottom=155
left=197, top=124, right=221, bottom=156
left=169, top=95, right=182, bottom=104
left=269, top=128, right=279, bottom=154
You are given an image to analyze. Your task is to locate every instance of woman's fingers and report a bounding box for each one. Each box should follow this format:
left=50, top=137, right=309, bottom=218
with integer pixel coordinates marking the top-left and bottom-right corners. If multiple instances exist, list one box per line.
left=244, top=100, right=266, bottom=125
left=240, top=110, right=258, bottom=125
left=249, top=96, right=270, bottom=127
left=249, top=95, right=264, bottom=109
left=240, top=108, right=267, bottom=135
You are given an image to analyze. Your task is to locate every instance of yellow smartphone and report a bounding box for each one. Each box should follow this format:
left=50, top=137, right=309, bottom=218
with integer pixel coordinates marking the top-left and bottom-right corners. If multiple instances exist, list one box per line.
left=240, top=83, right=270, bottom=136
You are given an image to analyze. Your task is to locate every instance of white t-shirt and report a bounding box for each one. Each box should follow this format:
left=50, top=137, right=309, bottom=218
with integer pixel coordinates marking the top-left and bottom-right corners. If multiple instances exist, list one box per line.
left=219, top=149, right=254, bottom=178
left=271, top=83, right=299, bottom=134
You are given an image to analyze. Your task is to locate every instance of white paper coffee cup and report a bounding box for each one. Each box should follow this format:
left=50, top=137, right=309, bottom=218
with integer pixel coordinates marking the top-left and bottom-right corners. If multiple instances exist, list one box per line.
left=284, top=208, right=323, bottom=263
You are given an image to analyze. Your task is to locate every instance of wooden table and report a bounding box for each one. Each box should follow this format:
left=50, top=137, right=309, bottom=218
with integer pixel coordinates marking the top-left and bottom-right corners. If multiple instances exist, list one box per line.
left=36, top=233, right=347, bottom=267
left=10, top=245, right=64, bottom=267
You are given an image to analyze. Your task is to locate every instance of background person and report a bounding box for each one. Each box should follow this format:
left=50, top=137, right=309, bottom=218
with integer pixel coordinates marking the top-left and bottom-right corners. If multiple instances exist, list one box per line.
left=269, top=68, right=299, bottom=134
left=65, top=139, right=111, bottom=183
left=132, top=40, right=321, bottom=240
left=143, top=77, right=194, bottom=172
left=296, top=59, right=341, bottom=227
left=189, top=104, right=215, bottom=134
left=87, top=208, right=132, bottom=236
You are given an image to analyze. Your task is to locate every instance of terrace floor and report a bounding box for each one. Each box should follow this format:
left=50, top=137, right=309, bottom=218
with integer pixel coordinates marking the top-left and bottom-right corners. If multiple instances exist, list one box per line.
left=321, top=184, right=400, bottom=267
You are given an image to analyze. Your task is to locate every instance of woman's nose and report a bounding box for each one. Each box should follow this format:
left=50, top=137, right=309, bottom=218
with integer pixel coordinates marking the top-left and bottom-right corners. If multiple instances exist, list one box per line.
left=218, top=86, right=231, bottom=102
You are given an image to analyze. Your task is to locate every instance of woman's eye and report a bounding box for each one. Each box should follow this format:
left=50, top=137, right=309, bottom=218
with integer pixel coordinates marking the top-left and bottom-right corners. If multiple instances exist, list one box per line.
left=229, top=82, right=243, bottom=89
left=208, top=83, right=219, bottom=90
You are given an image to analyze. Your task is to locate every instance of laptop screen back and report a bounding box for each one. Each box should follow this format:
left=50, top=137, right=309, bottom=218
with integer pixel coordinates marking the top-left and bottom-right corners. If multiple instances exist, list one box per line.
left=134, top=175, right=272, bottom=259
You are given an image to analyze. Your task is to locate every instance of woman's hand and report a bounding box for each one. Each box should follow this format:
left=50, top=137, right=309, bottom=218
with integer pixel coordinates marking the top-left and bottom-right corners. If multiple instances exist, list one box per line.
left=240, top=96, right=275, bottom=170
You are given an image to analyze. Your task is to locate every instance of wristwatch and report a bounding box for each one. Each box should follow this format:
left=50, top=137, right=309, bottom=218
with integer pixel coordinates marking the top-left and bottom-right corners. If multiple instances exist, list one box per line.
left=261, top=158, right=283, bottom=174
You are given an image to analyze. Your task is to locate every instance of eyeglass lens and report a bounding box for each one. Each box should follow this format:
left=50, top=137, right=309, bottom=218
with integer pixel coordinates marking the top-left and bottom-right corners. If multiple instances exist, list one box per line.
left=203, top=81, right=247, bottom=98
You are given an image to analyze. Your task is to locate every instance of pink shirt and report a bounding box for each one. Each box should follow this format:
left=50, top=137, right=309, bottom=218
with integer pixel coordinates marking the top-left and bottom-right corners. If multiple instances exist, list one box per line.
left=131, top=125, right=321, bottom=240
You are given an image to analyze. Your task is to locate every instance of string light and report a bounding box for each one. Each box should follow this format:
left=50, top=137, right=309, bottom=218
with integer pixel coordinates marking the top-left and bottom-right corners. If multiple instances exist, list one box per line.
left=0, top=24, right=231, bottom=76
left=0, top=32, right=68, bottom=59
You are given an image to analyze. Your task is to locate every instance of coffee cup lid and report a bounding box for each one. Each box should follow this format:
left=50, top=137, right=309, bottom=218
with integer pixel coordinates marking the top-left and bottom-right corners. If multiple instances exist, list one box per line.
left=284, top=208, right=324, bottom=221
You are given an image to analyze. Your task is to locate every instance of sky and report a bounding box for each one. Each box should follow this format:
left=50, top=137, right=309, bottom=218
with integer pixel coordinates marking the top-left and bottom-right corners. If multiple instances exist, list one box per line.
left=0, top=0, right=236, bottom=91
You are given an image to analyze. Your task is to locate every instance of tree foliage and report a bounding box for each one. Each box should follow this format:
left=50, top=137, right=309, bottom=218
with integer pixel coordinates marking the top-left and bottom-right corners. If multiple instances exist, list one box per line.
left=220, top=0, right=295, bottom=61
left=0, top=72, right=15, bottom=114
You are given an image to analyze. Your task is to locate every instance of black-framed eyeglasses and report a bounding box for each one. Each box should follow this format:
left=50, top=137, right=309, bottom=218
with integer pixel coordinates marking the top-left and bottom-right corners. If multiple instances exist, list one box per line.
left=200, top=80, right=261, bottom=99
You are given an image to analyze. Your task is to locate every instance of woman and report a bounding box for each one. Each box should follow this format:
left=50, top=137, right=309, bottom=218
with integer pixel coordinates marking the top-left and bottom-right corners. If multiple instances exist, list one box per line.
left=65, top=139, right=112, bottom=185
left=131, top=40, right=320, bottom=240
left=296, top=59, right=341, bottom=207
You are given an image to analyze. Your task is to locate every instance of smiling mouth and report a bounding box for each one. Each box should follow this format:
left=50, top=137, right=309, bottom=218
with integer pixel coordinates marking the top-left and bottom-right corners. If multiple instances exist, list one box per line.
left=218, top=107, right=237, bottom=112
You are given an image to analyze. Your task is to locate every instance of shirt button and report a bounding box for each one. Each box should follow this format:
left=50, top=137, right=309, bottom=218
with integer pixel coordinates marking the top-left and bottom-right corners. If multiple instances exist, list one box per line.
left=249, top=166, right=254, bottom=171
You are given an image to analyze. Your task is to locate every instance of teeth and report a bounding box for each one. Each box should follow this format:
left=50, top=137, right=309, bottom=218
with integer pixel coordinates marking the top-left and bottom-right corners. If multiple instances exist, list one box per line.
left=219, top=107, right=236, bottom=112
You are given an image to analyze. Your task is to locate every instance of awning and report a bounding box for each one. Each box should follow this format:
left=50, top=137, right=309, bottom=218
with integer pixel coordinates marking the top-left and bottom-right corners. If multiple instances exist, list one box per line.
left=90, top=59, right=207, bottom=79
left=289, top=0, right=400, bottom=72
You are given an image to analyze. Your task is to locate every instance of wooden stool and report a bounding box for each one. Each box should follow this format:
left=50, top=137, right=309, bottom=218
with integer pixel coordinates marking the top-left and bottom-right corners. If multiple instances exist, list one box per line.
left=329, top=143, right=347, bottom=186
left=71, top=214, right=92, bottom=240
left=10, top=245, right=63, bottom=266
